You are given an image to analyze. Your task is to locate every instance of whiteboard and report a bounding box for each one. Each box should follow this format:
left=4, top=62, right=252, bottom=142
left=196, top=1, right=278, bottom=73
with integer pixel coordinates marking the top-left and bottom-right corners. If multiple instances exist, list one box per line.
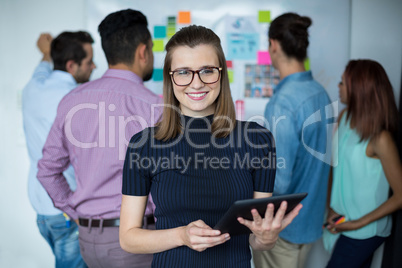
left=86, top=0, right=350, bottom=120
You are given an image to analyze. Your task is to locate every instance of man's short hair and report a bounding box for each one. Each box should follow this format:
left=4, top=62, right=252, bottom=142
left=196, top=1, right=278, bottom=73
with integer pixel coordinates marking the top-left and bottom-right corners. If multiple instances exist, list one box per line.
left=98, top=9, right=151, bottom=66
left=51, top=31, right=94, bottom=71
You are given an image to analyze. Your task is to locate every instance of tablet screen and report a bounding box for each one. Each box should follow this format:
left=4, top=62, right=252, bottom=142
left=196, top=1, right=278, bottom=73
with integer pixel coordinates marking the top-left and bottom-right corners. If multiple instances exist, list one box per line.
left=213, top=192, right=308, bottom=236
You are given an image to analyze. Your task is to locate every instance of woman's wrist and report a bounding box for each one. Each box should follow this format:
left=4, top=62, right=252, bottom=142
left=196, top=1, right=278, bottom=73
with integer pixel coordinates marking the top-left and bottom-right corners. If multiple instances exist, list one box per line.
left=356, top=216, right=369, bottom=228
left=175, top=226, right=186, bottom=247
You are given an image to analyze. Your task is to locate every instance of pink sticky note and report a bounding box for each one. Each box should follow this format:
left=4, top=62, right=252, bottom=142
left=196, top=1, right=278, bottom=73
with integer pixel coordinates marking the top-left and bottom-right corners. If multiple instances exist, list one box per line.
left=257, top=51, right=271, bottom=65
left=226, top=60, right=233, bottom=68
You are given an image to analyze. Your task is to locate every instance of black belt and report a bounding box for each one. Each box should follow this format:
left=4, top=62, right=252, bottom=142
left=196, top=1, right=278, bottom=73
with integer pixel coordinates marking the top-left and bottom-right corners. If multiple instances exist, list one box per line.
left=79, top=218, right=120, bottom=227
left=144, top=215, right=155, bottom=225
left=79, top=215, right=155, bottom=228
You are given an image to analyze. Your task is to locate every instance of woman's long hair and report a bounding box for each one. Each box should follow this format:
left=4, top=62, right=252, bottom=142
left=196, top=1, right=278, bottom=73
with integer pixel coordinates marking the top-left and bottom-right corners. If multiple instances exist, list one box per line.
left=344, top=59, right=399, bottom=141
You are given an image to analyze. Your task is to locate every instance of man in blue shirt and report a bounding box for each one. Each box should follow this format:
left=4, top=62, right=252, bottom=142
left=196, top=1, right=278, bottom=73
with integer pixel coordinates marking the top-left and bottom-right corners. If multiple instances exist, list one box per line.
left=22, top=32, right=95, bottom=267
left=253, top=13, right=333, bottom=268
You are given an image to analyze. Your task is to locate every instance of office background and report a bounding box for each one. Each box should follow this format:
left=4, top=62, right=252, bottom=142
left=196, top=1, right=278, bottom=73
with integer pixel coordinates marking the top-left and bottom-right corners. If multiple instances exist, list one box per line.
left=0, top=0, right=401, bottom=267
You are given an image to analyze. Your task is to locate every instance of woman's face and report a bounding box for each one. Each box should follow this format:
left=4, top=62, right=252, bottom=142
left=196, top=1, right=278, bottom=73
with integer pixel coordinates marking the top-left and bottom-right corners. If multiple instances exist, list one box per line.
left=339, top=73, right=348, bottom=104
left=170, top=44, right=221, bottom=117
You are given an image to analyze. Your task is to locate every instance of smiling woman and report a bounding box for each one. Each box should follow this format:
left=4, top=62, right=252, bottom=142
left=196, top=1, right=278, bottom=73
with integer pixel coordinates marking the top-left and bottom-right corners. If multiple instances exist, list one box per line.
left=155, top=25, right=236, bottom=141
left=119, top=25, right=303, bottom=268
left=170, top=44, right=221, bottom=117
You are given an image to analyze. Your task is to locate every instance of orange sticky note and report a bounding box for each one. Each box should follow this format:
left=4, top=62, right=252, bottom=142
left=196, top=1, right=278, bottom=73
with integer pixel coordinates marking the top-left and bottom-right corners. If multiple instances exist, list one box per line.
left=178, top=11, right=191, bottom=24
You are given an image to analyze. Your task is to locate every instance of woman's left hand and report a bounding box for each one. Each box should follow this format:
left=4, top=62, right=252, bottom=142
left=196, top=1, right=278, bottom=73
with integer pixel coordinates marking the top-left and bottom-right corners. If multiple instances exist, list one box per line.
left=237, top=201, right=302, bottom=248
left=328, top=219, right=363, bottom=234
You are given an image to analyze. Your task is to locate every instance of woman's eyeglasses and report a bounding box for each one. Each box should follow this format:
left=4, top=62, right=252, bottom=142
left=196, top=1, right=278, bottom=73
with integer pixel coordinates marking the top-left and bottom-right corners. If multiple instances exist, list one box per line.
left=169, top=67, right=222, bottom=86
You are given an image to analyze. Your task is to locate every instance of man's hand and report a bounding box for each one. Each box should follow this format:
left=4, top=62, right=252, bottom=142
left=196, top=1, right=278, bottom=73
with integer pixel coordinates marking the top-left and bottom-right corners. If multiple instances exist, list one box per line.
left=37, top=33, right=53, bottom=62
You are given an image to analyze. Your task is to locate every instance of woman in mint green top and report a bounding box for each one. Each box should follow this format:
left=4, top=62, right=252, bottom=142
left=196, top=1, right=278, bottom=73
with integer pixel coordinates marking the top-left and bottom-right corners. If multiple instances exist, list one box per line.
left=324, top=60, right=402, bottom=268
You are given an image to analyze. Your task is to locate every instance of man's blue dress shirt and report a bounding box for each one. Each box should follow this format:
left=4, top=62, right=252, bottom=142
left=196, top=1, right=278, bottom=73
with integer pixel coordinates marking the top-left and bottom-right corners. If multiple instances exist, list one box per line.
left=264, top=71, right=332, bottom=244
left=22, top=61, right=77, bottom=215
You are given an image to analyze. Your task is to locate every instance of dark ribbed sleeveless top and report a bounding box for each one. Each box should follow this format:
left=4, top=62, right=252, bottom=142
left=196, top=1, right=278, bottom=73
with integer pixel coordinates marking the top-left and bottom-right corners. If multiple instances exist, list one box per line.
left=123, top=115, right=275, bottom=268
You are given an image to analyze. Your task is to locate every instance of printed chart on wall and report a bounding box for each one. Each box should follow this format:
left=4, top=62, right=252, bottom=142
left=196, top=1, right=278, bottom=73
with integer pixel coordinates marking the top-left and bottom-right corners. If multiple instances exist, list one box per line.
left=86, top=0, right=350, bottom=122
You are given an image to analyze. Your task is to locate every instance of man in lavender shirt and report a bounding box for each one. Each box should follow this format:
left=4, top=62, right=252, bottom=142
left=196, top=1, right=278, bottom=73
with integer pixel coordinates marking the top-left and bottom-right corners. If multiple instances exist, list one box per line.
left=37, top=9, right=162, bottom=267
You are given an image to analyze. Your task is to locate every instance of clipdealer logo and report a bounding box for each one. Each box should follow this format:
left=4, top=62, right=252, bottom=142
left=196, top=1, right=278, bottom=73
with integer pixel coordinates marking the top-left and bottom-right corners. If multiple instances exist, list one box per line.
left=301, top=101, right=338, bottom=166
left=129, top=151, right=279, bottom=174
left=249, top=101, right=338, bottom=166
left=62, top=101, right=338, bottom=165
left=64, top=102, right=160, bottom=160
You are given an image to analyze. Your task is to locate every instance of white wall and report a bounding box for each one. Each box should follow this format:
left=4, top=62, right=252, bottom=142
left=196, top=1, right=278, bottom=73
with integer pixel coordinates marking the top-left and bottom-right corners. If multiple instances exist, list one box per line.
left=0, top=0, right=400, bottom=267
left=0, top=1, right=85, bottom=267
left=350, top=0, right=402, bottom=105
left=307, top=1, right=402, bottom=267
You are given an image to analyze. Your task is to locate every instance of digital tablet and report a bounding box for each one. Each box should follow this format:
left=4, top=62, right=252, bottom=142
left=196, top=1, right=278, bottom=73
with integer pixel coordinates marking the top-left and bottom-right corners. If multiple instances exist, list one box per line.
left=213, top=193, right=308, bottom=236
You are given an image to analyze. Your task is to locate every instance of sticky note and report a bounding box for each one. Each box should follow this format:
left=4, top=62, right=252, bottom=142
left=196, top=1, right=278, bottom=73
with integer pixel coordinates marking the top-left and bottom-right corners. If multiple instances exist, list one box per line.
left=304, top=58, right=310, bottom=71
left=258, top=10, right=271, bottom=23
left=168, top=16, right=176, bottom=24
left=154, top=26, right=166, bottom=39
left=152, top=68, right=164, bottom=82
left=226, top=60, right=233, bottom=69
left=178, top=11, right=191, bottom=24
left=167, top=26, right=176, bottom=36
left=228, top=70, right=234, bottom=83
left=257, top=51, right=271, bottom=65
left=152, top=39, right=164, bottom=52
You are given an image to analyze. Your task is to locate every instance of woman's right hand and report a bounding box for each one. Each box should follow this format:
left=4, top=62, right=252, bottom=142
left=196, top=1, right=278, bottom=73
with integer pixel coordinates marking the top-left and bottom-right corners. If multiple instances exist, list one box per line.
left=180, top=220, right=230, bottom=252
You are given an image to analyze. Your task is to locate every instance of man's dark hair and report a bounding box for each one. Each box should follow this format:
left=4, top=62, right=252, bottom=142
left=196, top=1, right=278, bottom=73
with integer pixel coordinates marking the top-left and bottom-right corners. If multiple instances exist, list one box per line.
left=269, top=13, right=312, bottom=61
left=98, top=9, right=151, bottom=66
left=51, top=31, right=94, bottom=71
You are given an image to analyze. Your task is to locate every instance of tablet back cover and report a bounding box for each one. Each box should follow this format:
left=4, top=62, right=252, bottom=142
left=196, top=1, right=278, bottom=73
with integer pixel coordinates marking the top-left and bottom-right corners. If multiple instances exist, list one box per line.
left=213, top=193, right=308, bottom=236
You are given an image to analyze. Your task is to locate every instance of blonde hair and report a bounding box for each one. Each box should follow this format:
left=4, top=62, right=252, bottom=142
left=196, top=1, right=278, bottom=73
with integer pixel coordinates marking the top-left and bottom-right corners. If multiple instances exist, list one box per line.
left=155, top=25, right=236, bottom=141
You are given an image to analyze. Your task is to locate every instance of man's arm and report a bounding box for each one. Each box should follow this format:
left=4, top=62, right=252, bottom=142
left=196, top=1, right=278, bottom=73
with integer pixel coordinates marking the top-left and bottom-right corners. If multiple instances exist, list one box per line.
left=31, top=33, right=53, bottom=82
left=37, top=33, right=52, bottom=62
left=37, top=106, right=77, bottom=219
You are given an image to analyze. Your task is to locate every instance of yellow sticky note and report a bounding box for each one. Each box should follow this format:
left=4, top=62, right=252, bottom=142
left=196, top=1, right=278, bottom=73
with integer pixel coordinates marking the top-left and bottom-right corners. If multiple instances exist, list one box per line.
left=228, top=70, right=234, bottom=83
left=167, top=26, right=176, bottom=36
left=258, top=10, right=271, bottom=23
left=178, top=11, right=191, bottom=24
left=153, top=39, right=164, bottom=52
left=304, top=58, right=310, bottom=71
